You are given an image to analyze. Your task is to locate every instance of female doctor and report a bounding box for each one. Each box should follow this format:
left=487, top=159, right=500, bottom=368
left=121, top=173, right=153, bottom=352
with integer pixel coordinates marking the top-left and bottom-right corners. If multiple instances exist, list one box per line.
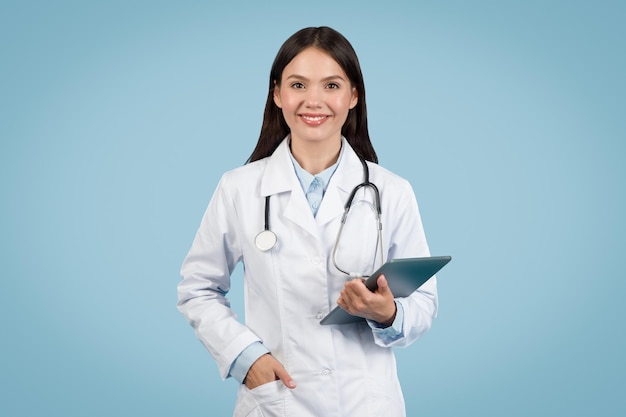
left=178, top=26, right=437, bottom=417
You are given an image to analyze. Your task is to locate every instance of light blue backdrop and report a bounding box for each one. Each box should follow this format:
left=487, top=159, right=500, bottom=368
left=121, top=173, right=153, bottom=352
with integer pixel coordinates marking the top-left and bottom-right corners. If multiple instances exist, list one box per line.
left=1, top=1, right=624, bottom=416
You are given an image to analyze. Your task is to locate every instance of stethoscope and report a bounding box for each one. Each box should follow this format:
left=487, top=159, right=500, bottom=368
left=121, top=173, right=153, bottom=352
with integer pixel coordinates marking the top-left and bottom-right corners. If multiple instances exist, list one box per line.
left=254, top=157, right=384, bottom=277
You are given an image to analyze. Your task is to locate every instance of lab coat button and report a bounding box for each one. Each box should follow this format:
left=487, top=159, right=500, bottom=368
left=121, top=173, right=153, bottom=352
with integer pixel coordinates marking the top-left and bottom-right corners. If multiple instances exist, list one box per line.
left=321, top=368, right=331, bottom=376
left=316, top=312, right=324, bottom=320
left=311, top=256, right=321, bottom=264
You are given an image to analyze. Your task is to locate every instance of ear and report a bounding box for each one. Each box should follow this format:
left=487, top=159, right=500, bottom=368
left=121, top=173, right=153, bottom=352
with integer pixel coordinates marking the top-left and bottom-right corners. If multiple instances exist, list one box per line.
left=349, top=88, right=358, bottom=109
left=273, top=81, right=282, bottom=108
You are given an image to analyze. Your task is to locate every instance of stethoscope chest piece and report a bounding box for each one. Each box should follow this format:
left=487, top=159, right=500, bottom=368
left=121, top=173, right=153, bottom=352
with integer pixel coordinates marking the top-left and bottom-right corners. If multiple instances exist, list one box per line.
left=255, top=229, right=277, bottom=251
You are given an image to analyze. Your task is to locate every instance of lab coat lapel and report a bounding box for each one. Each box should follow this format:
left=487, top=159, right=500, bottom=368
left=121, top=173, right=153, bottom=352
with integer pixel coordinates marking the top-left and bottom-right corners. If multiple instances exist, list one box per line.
left=315, top=140, right=365, bottom=227
left=260, top=139, right=319, bottom=238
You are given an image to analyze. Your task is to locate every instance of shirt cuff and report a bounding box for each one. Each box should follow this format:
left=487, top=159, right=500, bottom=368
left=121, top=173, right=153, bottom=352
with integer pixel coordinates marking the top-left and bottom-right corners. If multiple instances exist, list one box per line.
left=229, top=342, right=270, bottom=384
left=367, top=300, right=405, bottom=343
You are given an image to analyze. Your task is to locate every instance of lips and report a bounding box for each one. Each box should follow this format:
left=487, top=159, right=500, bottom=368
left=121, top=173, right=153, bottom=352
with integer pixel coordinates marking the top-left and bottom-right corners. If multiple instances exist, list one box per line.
left=299, top=114, right=330, bottom=126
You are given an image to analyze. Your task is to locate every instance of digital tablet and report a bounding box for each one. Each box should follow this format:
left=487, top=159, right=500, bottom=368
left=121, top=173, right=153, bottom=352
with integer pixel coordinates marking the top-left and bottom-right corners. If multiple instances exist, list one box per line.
left=319, top=256, right=452, bottom=325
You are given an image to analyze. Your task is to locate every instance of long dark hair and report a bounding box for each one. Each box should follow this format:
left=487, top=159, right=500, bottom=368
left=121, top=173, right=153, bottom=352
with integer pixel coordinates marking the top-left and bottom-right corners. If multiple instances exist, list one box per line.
left=246, top=26, right=377, bottom=164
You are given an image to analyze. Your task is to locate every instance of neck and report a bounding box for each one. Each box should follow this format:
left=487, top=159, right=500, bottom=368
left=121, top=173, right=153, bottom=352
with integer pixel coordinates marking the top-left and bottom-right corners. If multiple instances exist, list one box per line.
left=290, top=137, right=341, bottom=175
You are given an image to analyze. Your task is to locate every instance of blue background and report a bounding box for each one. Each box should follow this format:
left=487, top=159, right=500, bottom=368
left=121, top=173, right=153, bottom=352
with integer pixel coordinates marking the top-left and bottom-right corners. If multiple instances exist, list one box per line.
left=1, top=1, right=624, bottom=416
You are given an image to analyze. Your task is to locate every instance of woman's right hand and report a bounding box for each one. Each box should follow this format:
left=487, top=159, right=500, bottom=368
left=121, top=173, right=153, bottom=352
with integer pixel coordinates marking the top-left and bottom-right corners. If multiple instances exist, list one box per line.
left=243, top=354, right=296, bottom=390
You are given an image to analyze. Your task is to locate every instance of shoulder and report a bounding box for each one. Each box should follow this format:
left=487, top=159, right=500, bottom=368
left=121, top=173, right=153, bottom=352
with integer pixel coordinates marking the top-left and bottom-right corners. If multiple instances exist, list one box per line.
left=219, top=158, right=268, bottom=187
left=367, top=162, right=413, bottom=192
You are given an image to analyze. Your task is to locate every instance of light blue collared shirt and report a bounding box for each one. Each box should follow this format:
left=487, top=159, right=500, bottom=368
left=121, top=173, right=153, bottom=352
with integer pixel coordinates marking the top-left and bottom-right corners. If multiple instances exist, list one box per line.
left=288, top=144, right=342, bottom=217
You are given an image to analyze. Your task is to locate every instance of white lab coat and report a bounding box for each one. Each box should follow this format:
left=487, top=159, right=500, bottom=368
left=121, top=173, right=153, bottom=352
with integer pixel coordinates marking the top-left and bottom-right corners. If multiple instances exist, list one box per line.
left=178, top=138, right=437, bottom=417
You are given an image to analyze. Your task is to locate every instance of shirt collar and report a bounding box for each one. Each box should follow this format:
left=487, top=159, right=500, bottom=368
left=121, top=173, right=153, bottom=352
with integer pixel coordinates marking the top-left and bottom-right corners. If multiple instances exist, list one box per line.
left=288, top=139, right=344, bottom=194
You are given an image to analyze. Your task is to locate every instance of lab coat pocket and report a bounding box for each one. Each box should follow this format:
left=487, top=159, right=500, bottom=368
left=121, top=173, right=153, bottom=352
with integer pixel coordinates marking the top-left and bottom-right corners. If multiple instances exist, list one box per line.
left=367, top=391, right=393, bottom=417
left=365, top=378, right=398, bottom=417
left=234, top=380, right=289, bottom=417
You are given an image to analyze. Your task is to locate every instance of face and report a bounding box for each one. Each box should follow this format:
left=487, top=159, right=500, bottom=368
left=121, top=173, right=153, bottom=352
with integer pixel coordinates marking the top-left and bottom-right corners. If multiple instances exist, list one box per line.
left=273, top=47, right=358, bottom=148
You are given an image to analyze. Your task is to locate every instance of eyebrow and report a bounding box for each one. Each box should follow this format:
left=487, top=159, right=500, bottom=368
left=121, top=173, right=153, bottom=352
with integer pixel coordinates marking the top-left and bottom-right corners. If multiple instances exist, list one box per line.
left=285, top=74, right=347, bottom=82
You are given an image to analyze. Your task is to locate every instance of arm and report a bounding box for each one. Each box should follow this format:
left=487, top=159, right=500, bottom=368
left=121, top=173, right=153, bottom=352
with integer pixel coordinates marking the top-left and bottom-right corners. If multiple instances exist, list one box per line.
left=177, top=176, right=263, bottom=379
left=336, top=176, right=437, bottom=347
left=381, top=178, right=438, bottom=348
left=335, top=177, right=437, bottom=347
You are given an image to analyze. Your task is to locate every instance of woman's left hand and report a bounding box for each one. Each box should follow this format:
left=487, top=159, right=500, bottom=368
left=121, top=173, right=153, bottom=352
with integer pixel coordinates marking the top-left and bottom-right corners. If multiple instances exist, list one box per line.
left=337, top=275, right=397, bottom=326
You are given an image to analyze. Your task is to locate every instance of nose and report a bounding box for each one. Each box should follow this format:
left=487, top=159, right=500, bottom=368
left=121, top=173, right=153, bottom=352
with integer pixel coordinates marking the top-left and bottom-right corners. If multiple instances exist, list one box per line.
left=305, top=86, right=322, bottom=107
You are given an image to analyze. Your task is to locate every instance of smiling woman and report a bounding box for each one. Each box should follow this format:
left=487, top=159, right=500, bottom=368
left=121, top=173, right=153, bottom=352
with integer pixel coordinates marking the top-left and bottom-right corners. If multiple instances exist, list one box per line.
left=177, top=26, right=437, bottom=417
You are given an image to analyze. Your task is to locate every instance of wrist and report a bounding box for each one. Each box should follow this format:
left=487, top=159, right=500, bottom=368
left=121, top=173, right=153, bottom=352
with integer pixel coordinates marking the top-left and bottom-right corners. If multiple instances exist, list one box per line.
left=378, top=302, right=397, bottom=328
left=231, top=342, right=270, bottom=384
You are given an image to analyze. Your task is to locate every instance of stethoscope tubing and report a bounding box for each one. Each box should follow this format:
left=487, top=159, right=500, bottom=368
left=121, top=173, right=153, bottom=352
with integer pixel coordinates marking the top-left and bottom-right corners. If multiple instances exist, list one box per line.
left=332, top=157, right=383, bottom=276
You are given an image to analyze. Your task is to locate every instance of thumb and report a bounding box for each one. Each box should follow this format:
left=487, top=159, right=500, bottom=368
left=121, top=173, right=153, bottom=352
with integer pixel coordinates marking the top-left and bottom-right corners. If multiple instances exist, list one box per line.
left=377, top=275, right=392, bottom=295
left=274, top=363, right=296, bottom=389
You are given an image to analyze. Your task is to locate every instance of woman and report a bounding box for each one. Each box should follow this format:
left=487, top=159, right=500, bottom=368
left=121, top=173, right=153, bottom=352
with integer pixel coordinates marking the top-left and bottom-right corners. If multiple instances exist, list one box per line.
left=178, top=26, right=437, bottom=417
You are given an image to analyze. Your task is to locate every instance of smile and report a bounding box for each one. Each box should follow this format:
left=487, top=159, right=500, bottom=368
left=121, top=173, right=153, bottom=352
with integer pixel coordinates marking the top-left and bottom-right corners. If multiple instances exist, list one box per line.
left=299, top=114, right=330, bottom=125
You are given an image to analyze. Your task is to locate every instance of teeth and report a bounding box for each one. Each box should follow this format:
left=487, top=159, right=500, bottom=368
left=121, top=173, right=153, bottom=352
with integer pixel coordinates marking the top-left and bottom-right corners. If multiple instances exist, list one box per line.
left=302, top=115, right=326, bottom=121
